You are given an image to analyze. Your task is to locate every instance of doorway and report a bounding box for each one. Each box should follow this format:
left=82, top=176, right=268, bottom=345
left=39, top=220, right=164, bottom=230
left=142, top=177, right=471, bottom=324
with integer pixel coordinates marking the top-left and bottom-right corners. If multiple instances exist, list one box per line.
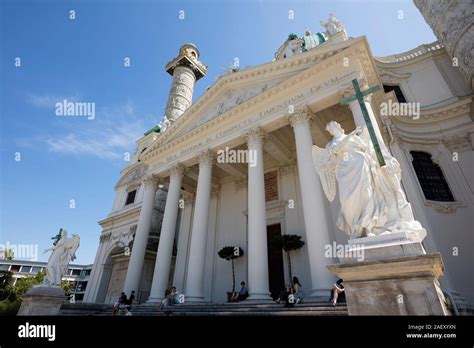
left=266, top=223, right=285, bottom=300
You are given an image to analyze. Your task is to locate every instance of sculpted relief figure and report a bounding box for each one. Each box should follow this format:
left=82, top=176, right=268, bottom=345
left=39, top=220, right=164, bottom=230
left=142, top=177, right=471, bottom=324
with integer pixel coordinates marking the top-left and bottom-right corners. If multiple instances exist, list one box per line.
left=43, top=230, right=80, bottom=286
left=312, top=121, right=425, bottom=239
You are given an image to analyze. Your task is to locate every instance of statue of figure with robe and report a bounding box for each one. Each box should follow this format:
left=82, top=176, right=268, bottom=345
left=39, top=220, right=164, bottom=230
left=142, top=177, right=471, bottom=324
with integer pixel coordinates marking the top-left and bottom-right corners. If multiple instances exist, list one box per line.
left=312, top=121, right=425, bottom=239
left=43, top=230, right=80, bottom=286
left=321, top=13, right=348, bottom=38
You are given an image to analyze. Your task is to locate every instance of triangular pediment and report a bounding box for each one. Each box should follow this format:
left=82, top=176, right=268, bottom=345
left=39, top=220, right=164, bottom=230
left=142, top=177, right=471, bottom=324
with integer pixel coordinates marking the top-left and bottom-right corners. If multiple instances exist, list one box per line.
left=141, top=37, right=361, bottom=161
left=174, top=74, right=292, bottom=137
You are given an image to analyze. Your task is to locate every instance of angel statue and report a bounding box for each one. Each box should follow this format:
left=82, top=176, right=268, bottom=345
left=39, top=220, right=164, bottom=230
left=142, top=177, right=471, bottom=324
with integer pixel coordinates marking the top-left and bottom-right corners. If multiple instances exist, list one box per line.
left=43, top=229, right=80, bottom=286
left=312, top=121, right=425, bottom=240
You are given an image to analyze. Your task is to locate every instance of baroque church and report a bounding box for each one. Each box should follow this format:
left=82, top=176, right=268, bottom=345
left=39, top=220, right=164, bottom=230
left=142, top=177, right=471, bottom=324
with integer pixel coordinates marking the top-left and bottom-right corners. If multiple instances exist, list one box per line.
left=83, top=14, right=473, bottom=313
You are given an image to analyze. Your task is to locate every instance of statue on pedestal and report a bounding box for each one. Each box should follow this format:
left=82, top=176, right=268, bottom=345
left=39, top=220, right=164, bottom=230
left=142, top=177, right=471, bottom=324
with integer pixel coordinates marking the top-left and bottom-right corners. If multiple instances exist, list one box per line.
left=43, top=229, right=80, bottom=286
left=312, top=121, right=424, bottom=239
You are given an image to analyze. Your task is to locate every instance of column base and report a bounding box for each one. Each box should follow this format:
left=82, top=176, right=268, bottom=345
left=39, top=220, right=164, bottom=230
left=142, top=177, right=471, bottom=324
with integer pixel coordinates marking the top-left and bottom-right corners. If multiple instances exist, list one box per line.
left=185, top=296, right=205, bottom=303
left=308, top=289, right=331, bottom=300
left=247, top=293, right=273, bottom=302
left=146, top=297, right=163, bottom=304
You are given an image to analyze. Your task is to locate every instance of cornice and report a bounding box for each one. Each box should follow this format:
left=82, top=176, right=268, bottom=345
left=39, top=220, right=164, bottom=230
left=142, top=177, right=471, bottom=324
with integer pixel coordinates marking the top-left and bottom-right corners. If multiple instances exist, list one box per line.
left=99, top=206, right=141, bottom=228
left=141, top=38, right=379, bottom=171
left=374, top=41, right=446, bottom=67
left=391, top=96, right=472, bottom=124
left=141, top=38, right=366, bottom=158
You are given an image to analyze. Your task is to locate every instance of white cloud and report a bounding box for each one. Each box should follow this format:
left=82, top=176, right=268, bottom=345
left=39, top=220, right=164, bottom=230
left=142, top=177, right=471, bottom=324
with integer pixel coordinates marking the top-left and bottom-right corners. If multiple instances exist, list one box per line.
left=27, top=93, right=80, bottom=108
left=44, top=101, right=156, bottom=161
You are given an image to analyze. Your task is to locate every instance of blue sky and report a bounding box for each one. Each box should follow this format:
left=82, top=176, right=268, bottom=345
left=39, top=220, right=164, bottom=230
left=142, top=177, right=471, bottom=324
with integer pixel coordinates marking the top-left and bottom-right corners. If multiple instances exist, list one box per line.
left=0, top=0, right=436, bottom=264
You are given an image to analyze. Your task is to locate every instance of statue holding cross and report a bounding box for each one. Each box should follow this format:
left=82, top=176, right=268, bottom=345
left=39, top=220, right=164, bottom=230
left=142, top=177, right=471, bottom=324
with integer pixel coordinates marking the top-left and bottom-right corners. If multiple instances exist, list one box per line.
left=311, top=78, right=425, bottom=239
left=340, top=78, right=386, bottom=166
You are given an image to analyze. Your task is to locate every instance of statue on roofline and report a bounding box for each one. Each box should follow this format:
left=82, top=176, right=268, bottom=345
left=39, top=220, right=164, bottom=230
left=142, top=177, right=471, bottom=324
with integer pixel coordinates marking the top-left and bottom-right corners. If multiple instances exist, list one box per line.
left=320, top=13, right=347, bottom=38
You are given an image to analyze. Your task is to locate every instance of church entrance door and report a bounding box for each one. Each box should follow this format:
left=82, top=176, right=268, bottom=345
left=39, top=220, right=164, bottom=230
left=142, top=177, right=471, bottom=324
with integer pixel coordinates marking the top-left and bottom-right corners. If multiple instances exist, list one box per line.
left=266, top=223, right=285, bottom=300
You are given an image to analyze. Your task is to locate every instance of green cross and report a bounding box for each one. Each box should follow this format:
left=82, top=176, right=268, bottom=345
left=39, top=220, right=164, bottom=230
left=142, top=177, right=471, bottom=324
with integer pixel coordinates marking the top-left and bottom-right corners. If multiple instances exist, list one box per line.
left=340, top=78, right=386, bottom=167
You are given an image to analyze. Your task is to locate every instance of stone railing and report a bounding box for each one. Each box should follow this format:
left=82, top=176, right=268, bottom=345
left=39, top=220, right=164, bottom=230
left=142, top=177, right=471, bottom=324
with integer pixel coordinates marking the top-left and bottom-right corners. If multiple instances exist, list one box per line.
left=375, top=41, right=445, bottom=63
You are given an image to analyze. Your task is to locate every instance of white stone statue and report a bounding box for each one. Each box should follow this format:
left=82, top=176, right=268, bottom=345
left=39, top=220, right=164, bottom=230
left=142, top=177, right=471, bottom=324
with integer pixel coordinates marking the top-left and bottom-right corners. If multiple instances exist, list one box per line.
left=320, top=13, right=347, bottom=37
left=43, top=230, right=80, bottom=286
left=312, top=121, right=425, bottom=239
left=159, top=115, right=171, bottom=133
left=284, top=38, right=304, bottom=58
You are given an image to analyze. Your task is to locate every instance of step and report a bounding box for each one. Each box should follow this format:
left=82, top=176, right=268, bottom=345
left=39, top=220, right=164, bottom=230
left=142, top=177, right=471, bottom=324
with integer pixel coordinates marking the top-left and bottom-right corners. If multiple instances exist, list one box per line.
left=59, top=302, right=348, bottom=316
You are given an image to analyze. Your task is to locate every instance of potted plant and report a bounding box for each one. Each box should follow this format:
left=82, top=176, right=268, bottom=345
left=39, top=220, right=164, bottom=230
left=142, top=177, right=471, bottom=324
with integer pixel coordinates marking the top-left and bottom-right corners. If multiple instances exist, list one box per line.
left=275, top=234, right=305, bottom=284
left=217, top=246, right=244, bottom=302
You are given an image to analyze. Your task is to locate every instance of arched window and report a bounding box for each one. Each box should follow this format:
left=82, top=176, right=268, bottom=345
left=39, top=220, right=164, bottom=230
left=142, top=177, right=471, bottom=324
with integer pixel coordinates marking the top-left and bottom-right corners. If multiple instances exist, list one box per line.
left=410, top=151, right=454, bottom=202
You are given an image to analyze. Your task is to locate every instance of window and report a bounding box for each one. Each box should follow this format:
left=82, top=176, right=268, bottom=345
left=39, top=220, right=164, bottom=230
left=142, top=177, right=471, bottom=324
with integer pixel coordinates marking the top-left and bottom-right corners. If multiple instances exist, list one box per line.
left=411, top=151, right=455, bottom=202
left=125, top=190, right=137, bottom=205
left=0, top=264, right=10, bottom=270
left=20, top=266, right=32, bottom=273
left=84, top=269, right=91, bottom=276
left=71, top=269, right=81, bottom=276
left=75, top=281, right=88, bottom=292
left=9, top=265, right=21, bottom=272
left=383, top=84, right=407, bottom=103
left=31, top=266, right=42, bottom=273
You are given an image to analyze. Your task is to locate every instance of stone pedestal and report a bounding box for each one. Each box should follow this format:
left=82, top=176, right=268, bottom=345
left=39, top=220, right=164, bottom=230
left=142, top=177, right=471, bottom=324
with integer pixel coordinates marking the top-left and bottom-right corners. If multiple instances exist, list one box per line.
left=328, top=230, right=449, bottom=315
left=328, top=253, right=449, bottom=315
left=17, top=286, right=66, bottom=316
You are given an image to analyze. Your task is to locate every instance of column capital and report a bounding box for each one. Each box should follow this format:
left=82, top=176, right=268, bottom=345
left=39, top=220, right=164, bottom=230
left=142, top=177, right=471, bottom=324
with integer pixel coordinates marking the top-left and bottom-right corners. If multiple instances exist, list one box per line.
left=197, top=149, right=215, bottom=167
left=288, top=105, right=312, bottom=129
left=143, top=174, right=161, bottom=190
left=338, top=83, right=355, bottom=100
left=210, top=183, right=220, bottom=198
left=338, top=77, right=372, bottom=104
left=244, top=126, right=266, bottom=148
left=169, top=163, right=188, bottom=178
left=181, top=190, right=196, bottom=203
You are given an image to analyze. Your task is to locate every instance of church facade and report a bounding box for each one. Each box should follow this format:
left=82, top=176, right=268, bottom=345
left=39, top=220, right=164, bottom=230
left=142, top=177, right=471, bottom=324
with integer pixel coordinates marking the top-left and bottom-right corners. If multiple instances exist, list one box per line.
left=83, top=19, right=473, bottom=312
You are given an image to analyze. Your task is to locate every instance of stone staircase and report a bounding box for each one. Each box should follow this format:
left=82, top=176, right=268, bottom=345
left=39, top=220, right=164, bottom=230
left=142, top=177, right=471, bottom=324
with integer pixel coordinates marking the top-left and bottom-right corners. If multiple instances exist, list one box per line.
left=60, top=301, right=348, bottom=316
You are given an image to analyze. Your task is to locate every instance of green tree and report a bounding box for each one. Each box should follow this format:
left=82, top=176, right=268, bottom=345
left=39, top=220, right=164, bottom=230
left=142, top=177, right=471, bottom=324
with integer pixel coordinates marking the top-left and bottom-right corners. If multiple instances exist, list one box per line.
left=14, top=271, right=45, bottom=297
left=275, top=234, right=305, bottom=284
left=0, top=270, right=16, bottom=301
left=5, top=248, right=14, bottom=260
left=218, top=246, right=244, bottom=292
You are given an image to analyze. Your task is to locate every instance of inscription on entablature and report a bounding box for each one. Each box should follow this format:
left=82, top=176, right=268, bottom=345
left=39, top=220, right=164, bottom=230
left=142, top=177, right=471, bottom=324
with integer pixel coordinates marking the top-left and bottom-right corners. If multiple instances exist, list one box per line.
left=153, top=69, right=358, bottom=169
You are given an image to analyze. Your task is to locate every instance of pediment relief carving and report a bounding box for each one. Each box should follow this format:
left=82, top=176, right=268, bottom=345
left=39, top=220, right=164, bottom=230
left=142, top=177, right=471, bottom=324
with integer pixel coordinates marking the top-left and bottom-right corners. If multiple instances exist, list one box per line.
left=115, top=163, right=148, bottom=189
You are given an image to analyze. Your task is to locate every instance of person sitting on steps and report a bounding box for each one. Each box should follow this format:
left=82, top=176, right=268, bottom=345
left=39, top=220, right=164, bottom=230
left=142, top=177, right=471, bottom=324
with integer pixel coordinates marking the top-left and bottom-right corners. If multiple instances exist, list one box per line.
left=331, top=278, right=345, bottom=307
left=275, top=283, right=294, bottom=307
left=292, top=276, right=305, bottom=304
left=230, top=281, right=249, bottom=302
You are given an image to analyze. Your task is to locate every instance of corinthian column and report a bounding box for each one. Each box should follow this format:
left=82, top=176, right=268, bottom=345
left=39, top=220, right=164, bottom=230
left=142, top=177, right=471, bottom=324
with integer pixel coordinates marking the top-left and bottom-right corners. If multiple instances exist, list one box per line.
left=244, top=127, right=272, bottom=301
left=289, top=107, right=334, bottom=297
left=185, top=150, right=214, bottom=302
left=123, top=174, right=160, bottom=296
left=147, top=164, right=187, bottom=302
